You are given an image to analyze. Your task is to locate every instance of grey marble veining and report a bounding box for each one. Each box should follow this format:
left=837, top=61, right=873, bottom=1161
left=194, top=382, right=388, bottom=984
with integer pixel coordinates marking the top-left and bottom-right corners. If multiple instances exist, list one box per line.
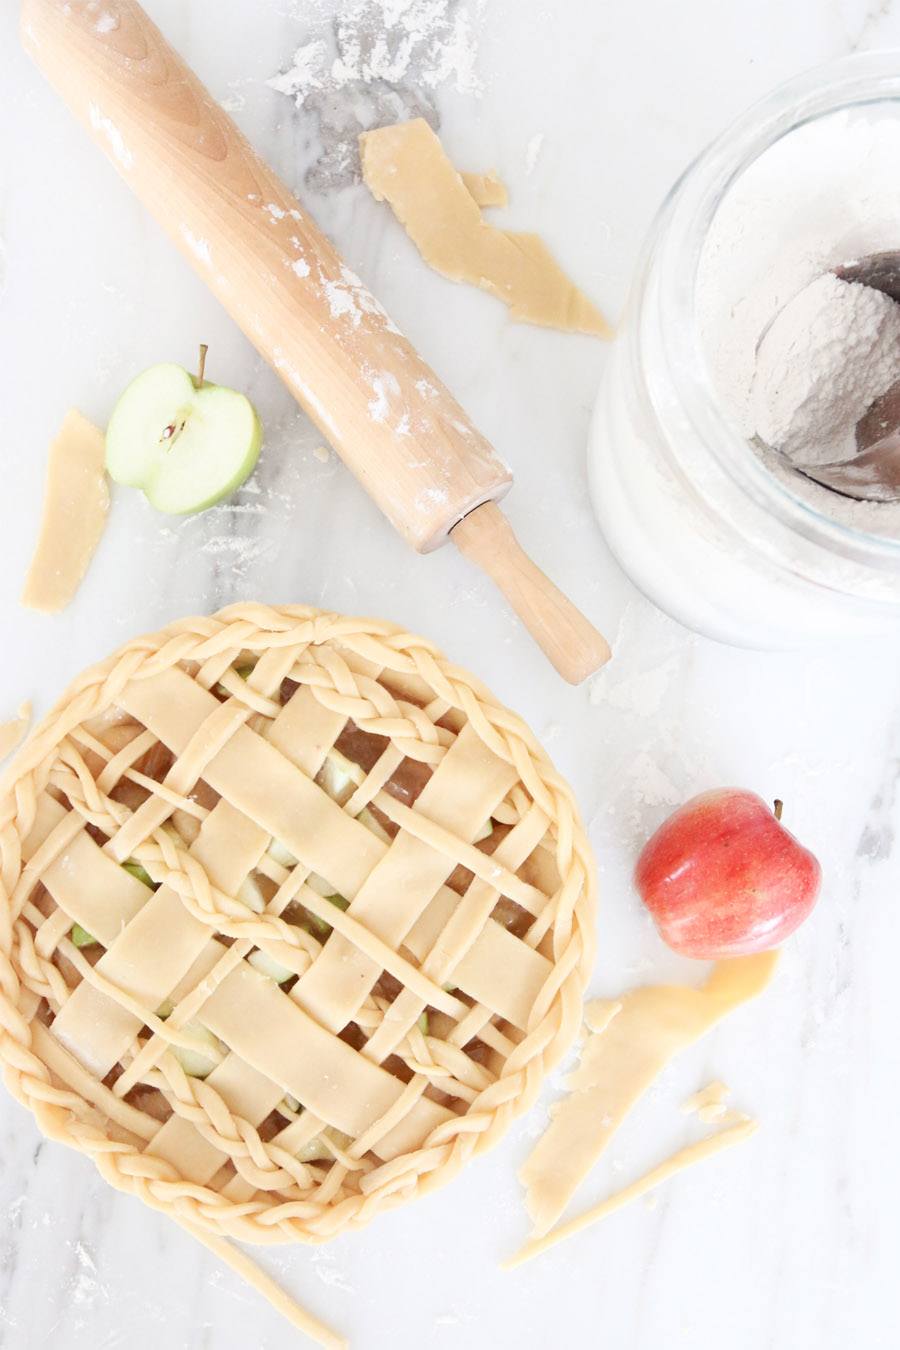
left=1, top=0, right=900, bottom=1346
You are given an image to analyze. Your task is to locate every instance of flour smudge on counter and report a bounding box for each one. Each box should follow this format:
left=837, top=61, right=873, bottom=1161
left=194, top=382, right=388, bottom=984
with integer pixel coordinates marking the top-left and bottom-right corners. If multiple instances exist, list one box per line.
left=268, top=0, right=485, bottom=189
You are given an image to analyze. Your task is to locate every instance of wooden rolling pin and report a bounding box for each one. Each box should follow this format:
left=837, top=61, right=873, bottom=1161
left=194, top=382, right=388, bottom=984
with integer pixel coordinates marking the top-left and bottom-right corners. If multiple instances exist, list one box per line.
left=21, top=0, right=611, bottom=683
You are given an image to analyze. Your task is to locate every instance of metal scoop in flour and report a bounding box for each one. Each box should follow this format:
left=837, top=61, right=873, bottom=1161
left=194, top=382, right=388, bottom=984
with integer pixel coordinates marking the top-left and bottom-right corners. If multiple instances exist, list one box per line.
left=765, top=250, right=900, bottom=503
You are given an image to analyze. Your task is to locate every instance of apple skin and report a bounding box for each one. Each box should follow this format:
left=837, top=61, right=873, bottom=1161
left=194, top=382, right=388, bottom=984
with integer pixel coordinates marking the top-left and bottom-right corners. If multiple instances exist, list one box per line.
left=634, top=789, right=821, bottom=959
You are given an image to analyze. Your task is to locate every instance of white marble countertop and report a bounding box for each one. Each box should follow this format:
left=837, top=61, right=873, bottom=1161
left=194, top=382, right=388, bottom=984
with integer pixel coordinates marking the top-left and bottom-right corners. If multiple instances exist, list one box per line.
left=2, top=2, right=900, bottom=1346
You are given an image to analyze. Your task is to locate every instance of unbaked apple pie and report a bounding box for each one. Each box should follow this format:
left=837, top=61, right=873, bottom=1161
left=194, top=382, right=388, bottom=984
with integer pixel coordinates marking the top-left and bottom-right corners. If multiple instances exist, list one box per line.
left=0, top=604, right=595, bottom=1243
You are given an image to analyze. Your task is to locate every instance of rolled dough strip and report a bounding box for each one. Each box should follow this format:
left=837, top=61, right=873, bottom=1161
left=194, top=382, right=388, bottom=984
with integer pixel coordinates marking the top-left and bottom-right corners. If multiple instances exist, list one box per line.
left=177, top=1221, right=346, bottom=1350
left=520, top=951, right=777, bottom=1236
left=21, top=410, right=109, bottom=614
left=505, top=1116, right=758, bottom=1269
left=461, top=170, right=508, bottom=208
left=360, top=119, right=611, bottom=337
left=0, top=701, right=31, bottom=762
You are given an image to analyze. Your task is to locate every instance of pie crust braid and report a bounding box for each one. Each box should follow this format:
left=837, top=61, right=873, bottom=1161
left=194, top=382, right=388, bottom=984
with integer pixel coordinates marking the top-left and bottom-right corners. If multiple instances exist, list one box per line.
left=0, top=604, right=596, bottom=1244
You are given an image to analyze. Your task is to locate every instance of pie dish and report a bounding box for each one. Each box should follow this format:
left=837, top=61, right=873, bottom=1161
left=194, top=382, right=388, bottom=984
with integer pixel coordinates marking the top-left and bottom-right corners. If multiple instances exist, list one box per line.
left=0, top=603, right=595, bottom=1244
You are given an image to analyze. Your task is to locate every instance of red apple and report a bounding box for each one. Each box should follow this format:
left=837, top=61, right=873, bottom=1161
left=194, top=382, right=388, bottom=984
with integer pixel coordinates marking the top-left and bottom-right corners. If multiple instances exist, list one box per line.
left=634, top=789, right=821, bottom=958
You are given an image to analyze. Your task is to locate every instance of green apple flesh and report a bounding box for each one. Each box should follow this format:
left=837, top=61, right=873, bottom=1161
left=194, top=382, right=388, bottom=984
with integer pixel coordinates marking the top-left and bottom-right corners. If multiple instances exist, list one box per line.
left=105, top=362, right=262, bottom=514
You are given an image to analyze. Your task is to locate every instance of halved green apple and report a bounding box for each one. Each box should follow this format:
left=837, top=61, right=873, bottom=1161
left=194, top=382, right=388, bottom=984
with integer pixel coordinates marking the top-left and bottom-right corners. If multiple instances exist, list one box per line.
left=105, top=351, right=262, bottom=514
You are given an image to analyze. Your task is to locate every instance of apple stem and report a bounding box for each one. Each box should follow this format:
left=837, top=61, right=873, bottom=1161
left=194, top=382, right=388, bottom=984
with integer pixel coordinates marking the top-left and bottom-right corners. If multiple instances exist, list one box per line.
left=773, top=799, right=784, bottom=822
left=197, top=343, right=208, bottom=387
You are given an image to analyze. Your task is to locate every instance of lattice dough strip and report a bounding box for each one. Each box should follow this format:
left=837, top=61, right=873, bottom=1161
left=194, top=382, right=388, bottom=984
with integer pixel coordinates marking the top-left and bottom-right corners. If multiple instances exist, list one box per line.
left=199, top=964, right=453, bottom=1158
left=265, top=682, right=348, bottom=777
left=371, top=788, right=547, bottom=912
left=31, top=1022, right=158, bottom=1142
left=115, top=939, right=259, bottom=1099
left=19, top=798, right=151, bottom=947
left=119, top=667, right=388, bottom=899
left=343, top=743, right=404, bottom=819
left=18, top=787, right=77, bottom=853
left=34, top=904, right=80, bottom=960
left=85, top=725, right=158, bottom=794
left=109, top=698, right=256, bottom=861
left=366, top=801, right=555, bottom=1062
left=51, top=798, right=269, bottom=1076
left=114, top=854, right=322, bottom=1098
left=292, top=723, right=518, bottom=1032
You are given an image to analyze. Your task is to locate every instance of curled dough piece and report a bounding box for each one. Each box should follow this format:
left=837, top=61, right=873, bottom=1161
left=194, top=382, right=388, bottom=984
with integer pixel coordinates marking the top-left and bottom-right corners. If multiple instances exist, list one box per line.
left=360, top=119, right=611, bottom=337
left=506, top=1115, right=758, bottom=1269
left=520, top=951, right=778, bottom=1237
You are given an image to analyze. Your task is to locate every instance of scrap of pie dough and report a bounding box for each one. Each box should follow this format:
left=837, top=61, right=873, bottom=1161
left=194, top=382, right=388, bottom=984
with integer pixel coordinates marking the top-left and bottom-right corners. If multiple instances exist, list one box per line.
left=506, top=1114, right=758, bottom=1269
left=0, top=701, right=31, bottom=763
left=682, top=1078, right=736, bottom=1124
left=360, top=119, right=611, bottom=336
left=461, top=170, right=509, bottom=209
left=519, top=951, right=778, bottom=1238
left=21, top=410, right=109, bottom=614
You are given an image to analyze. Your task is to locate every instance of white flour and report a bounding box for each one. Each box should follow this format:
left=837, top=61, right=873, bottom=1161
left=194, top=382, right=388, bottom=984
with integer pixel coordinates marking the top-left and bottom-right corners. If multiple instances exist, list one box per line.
left=269, top=0, right=484, bottom=189
left=751, top=273, right=900, bottom=466
left=698, top=110, right=900, bottom=536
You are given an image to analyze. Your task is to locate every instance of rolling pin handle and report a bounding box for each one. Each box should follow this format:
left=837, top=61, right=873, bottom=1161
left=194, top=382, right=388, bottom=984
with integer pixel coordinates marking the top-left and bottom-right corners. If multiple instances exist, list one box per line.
left=451, top=502, right=611, bottom=685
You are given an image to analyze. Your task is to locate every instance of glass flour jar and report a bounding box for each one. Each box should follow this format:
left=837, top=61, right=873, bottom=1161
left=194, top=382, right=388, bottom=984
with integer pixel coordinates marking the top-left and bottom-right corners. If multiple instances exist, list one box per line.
left=588, top=53, right=900, bottom=648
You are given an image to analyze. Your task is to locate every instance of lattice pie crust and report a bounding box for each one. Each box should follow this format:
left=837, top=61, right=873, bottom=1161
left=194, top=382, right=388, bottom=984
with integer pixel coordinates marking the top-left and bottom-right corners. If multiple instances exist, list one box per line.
left=0, top=605, right=595, bottom=1243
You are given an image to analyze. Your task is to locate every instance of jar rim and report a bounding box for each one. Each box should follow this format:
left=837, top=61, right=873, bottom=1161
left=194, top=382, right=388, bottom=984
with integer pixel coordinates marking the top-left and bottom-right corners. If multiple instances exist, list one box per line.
left=653, top=50, right=900, bottom=568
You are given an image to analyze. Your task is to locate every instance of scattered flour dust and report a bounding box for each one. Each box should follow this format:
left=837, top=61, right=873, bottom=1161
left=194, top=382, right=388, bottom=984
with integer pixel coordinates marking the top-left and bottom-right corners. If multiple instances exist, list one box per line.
left=308, top=1247, right=354, bottom=1293
left=66, top=1240, right=110, bottom=1313
left=268, top=0, right=486, bottom=188
left=595, top=657, right=680, bottom=719
left=586, top=598, right=714, bottom=845
left=87, top=102, right=133, bottom=169
left=434, top=1308, right=474, bottom=1329
left=200, top=534, right=276, bottom=573
left=525, top=132, right=544, bottom=176
left=589, top=598, right=692, bottom=718
left=180, top=225, right=213, bottom=266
